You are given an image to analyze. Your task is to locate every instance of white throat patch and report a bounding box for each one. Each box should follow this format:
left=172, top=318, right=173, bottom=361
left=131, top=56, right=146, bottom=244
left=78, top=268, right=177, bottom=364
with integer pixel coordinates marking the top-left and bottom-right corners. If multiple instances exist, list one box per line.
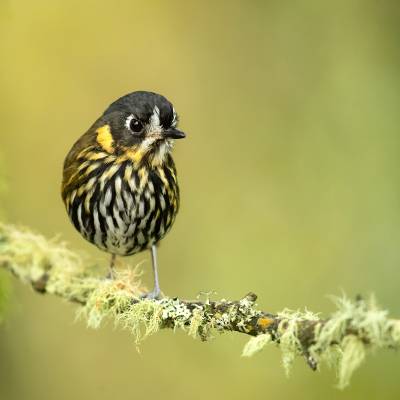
left=151, top=140, right=173, bottom=167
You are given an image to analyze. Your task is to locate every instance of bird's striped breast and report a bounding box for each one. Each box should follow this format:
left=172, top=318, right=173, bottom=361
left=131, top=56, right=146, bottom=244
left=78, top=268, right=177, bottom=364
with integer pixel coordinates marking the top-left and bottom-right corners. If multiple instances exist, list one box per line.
left=62, top=147, right=180, bottom=256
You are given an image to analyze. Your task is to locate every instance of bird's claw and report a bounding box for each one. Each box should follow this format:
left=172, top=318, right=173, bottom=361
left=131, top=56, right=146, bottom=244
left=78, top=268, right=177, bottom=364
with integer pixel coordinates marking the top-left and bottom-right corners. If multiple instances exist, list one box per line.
left=141, top=289, right=162, bottom=300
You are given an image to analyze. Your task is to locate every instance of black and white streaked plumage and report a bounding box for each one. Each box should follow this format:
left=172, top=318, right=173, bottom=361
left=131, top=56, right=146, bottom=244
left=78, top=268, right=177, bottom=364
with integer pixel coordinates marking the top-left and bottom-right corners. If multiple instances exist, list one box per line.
left=61, top=91, right=185, bottom=298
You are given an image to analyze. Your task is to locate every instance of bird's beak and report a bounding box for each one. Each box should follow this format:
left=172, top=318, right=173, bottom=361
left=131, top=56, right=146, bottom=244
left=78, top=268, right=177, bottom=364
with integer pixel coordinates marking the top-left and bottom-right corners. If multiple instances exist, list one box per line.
left=163, top=128, right=186, bottom=139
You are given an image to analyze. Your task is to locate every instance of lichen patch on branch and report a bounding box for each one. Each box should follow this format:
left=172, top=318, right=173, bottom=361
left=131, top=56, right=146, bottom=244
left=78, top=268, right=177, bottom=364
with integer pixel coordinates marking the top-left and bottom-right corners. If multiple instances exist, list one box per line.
left=0, top=222, right=399, bottom=389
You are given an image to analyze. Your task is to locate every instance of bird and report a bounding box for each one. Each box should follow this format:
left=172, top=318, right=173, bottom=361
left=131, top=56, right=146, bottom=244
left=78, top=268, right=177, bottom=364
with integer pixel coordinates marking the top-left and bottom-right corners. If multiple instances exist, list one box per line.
left=61, top=91, right=185, bottom=299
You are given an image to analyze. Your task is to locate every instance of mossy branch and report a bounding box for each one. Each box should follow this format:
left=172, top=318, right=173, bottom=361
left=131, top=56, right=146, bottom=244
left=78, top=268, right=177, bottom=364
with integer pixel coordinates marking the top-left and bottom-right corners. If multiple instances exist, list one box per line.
left=0, top=223, right=399, bottom=389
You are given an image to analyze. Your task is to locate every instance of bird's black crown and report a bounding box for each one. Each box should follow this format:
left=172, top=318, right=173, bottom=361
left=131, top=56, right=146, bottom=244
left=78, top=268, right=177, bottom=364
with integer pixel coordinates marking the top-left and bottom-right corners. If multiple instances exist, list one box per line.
left=103, top=91, right=175, bottom=129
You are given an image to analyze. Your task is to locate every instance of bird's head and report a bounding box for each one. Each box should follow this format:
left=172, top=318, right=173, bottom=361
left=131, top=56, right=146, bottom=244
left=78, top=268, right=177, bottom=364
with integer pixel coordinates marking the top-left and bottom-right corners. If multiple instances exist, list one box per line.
left=94, top=91, right=185, bottom=165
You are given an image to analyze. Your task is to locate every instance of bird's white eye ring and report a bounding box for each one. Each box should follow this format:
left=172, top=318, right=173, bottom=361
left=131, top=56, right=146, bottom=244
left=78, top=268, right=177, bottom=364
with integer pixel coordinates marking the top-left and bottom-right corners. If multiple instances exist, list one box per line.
left=125, top=115, right=143, bottom=133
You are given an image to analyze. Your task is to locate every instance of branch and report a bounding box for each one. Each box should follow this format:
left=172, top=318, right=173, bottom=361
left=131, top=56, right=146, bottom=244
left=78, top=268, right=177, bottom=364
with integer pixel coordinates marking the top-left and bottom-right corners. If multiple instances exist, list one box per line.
left=0, top=223, right=399, bottom=389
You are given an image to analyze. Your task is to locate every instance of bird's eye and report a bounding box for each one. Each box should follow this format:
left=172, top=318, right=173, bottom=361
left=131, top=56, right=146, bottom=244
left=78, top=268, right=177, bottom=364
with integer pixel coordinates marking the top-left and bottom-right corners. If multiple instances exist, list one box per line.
left=129, top=118, right=143, bottom=133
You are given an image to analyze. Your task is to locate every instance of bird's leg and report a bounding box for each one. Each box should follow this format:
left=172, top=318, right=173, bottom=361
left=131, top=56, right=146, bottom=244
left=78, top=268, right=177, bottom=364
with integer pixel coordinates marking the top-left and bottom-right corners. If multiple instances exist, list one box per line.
left=143, top=244, right=162, bottom=299
left=107, top=254, right=117, bottom=279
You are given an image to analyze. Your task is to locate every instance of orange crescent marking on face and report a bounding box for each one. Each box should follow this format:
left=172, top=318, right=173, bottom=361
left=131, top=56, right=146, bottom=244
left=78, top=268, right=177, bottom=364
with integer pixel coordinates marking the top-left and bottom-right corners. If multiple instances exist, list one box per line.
left=96, top=125, right=115, bottom=153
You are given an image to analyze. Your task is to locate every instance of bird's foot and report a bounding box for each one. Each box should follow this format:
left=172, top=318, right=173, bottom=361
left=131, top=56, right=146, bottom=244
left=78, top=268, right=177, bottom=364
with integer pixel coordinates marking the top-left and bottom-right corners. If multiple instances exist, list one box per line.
left=141, top=288, right=162, bottom=300
left=106, top=254, right=117, bottom=280
left=105, top=268, right=116, bottom=280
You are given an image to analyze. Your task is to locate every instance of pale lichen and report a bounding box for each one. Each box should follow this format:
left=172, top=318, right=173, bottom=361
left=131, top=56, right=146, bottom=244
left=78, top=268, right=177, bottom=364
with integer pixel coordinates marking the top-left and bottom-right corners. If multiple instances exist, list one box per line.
left=187, top=308, right=205, bottom=339
left=277, top=309, right=320, bottom=375
left=118, top=300, right=163, bottom=343
left=337, top=335, right=366, bottom=389
left=242, top=333, right=272, bottom=357
left=307, top=294, right=400, bottom=387
left=0, top=223, right=85, bottom=287
left=1, top=222, right=400, bottom=389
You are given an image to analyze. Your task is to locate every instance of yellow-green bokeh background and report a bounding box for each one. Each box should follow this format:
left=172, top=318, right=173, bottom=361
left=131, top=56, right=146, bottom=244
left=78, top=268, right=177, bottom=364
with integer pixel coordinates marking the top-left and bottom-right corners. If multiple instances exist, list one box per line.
left=1, top=1, right=400, bottom=399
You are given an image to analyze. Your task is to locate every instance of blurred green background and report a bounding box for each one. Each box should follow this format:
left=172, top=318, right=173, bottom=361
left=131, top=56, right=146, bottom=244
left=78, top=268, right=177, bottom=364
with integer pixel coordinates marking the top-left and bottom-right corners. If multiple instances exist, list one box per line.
left=1, top=0, right=400, bottom=399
